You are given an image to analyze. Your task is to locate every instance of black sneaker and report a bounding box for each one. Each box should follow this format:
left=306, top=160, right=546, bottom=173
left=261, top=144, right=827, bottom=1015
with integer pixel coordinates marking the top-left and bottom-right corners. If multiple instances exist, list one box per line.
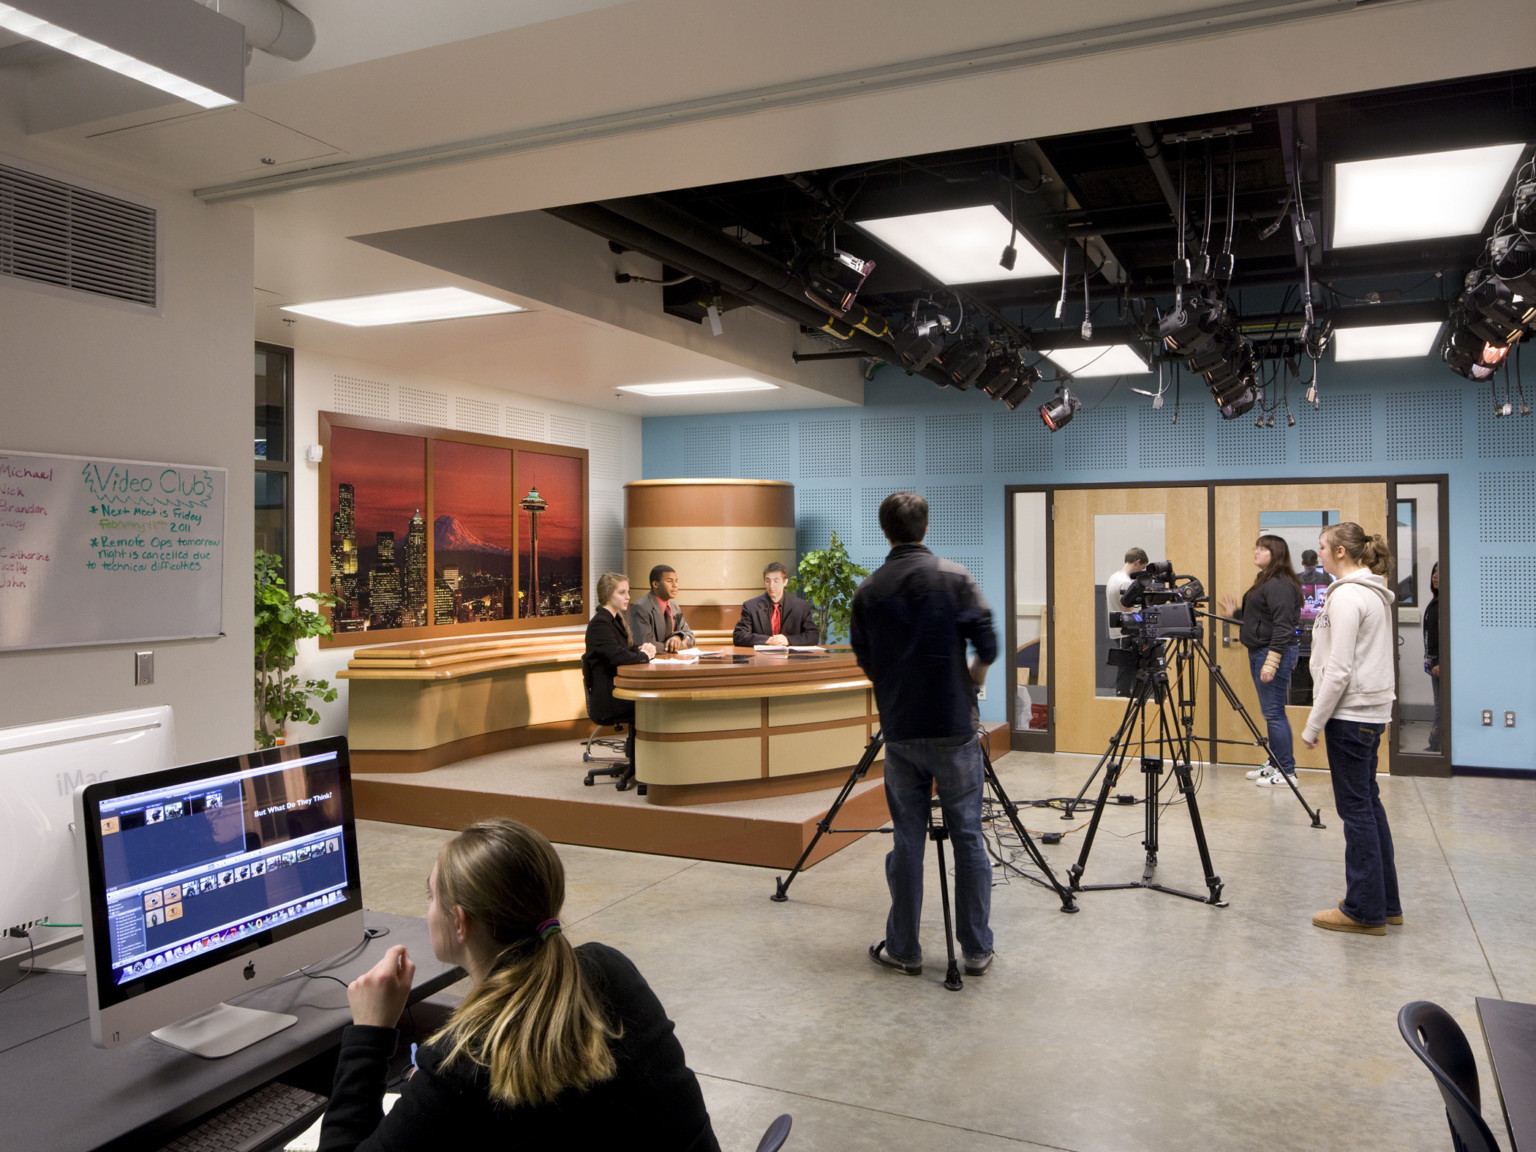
left=963, top=952, right=993, bottom=976
left=868, top=941, right=921, bottom=975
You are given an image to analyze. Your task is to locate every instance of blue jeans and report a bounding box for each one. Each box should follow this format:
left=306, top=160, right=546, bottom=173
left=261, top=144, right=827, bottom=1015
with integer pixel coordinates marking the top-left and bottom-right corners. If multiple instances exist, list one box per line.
left=1249, top=646, right=1299, bottom=774
left=1324, top=719, right=1400, bottom=926
left=882, top=734, right=994, bottom=963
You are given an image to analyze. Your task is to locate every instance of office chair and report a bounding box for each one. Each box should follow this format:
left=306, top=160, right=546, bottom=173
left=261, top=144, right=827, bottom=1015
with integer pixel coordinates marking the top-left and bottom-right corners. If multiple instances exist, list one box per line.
left=1397, top=1000, right=1502, bottom=1152
left=755, top=1113, right=792, bottom=1151
left=581, top=653, right=641, bottom=793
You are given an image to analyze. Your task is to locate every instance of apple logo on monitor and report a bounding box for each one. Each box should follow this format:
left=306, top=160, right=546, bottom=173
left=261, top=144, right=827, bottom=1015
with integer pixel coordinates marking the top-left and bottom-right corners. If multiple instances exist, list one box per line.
left=243, top=962, right=255, bottom=981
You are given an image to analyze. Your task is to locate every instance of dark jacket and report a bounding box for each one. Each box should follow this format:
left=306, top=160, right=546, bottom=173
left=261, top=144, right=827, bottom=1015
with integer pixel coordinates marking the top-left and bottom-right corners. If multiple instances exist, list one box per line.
left=584, top=608, right=649, bottom=722
left=1233, top=576, right=1303, bottom=654
left=850, top=543, right=997, bottom=742
left=732, top=592, right=819, bottom=646
left=318, top=943, right=719, bottom=1152
left=628, top=592, right=693, bottom=649
left=1298, top=566, right=1333, bottom=587
left=1423, top=593, right=1440, bottom=665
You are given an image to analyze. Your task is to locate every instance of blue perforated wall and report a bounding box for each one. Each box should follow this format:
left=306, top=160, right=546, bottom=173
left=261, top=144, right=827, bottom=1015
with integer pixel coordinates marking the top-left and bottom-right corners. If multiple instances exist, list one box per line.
left=643, top=357, right=1536, bottom=770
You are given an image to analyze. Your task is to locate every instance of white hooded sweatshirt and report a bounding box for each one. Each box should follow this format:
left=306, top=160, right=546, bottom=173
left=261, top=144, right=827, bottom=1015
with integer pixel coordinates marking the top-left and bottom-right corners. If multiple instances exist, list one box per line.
left=1302, top=567, right=1396, bottom=742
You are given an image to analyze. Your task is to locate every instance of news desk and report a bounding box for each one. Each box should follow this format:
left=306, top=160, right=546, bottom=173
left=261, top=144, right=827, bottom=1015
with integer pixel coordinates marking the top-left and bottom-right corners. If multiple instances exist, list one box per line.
left=613, top=647, right=879, bottom=805
left=0, top=912, right=460, bottom=1152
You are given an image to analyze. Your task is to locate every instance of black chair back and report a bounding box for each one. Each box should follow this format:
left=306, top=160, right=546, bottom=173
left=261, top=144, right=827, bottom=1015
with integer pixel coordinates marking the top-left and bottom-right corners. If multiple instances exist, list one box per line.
left=754, top=1113, right=792, bottom=1152
left=1398, top=1000, right=1501, bottom=1152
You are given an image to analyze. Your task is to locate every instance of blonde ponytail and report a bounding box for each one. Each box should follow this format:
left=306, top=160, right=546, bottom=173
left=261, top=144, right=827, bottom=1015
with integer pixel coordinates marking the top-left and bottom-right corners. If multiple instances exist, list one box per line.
left=427, top=820, right=616, bottom=1106
left=1322, top=522, right=1394, bottom=577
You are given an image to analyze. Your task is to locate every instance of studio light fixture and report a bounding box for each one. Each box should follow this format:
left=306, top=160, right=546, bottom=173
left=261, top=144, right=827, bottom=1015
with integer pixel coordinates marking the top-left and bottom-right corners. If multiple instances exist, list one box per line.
left=855, top=205, right=1056, bottom=285
left=1332, top=143, right=1525, bottom=248
left=1440, top=317, right=1509, bottom=383
left=891, top=300, right=956, bottom=371
left=973, top=353, right=1039, bottom=410
left=1039, top=385, right=1080, bottom=431
left=938, top=336, right=991, bottom=390
left=281, top=288, right=524, bottom=326
left=616, top=378, right=779, bottom=397
left=1041, top=345, right=1150, bottom=378
left=0, top=0, right=244, bottom=109
left=1333, top=322, right=1444, bottom=361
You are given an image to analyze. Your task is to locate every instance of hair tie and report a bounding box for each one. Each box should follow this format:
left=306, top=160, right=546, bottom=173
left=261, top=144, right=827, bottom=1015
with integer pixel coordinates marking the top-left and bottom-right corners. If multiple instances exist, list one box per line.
left=536, top=917, right=561, bottom=942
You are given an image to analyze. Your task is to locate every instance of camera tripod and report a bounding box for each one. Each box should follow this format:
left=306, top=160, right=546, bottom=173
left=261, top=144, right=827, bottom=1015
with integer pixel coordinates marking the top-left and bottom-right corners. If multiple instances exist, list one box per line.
left=771, top=729, right=1077, bottom=989
left=1067, top=640, right=1228, bottom=905
left=1064, top=619, right=1326, bottom=830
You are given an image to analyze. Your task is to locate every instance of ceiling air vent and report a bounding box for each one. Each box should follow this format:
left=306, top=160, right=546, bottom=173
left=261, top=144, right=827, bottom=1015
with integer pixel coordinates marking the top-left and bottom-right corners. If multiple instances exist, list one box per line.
left=0, top=162, right=157, bottom=308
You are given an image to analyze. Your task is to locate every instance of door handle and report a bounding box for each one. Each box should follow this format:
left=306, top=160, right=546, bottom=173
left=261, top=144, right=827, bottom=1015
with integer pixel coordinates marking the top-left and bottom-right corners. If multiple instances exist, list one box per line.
left=1221, top=621, right=1232, bottom=648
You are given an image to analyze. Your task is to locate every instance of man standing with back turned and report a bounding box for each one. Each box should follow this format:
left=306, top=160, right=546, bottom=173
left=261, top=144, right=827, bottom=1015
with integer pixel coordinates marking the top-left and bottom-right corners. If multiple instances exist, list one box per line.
left=851, top=491, right=998, bottom=978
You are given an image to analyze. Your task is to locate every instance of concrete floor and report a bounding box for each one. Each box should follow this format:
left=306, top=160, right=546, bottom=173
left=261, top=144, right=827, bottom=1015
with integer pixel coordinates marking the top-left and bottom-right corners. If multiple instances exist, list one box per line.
left=355, top=751, right=1536, bottom=1152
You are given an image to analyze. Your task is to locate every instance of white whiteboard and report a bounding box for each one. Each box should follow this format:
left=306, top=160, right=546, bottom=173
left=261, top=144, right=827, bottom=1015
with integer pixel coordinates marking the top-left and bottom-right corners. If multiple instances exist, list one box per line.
left=0, top=450, right=226, bottom=651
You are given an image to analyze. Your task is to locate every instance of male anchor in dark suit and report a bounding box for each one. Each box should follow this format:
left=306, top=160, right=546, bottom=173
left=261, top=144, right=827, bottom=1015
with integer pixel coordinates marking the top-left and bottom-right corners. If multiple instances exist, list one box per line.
left=628, top=564, right=694, bottom=653
left=733, top=562, right=819, bottom=647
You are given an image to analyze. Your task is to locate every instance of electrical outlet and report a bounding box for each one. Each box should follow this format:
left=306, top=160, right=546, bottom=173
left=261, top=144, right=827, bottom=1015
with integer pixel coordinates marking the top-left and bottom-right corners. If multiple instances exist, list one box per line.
left=134, top=651, right=154, bottom=686
left=1482, top=710, right=1493, bottom=726
left=1506, top=711, right=1517, bottom=728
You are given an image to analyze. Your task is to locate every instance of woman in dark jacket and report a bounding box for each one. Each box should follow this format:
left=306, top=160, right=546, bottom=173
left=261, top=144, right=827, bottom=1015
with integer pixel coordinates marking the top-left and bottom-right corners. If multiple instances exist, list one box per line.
left=1220, top=534, right=1304, bottom=787
left=319, top=818, right=720, bottom=1152
left=1424, top=561, right=1441, bottom=752
left=583, top=572, right=655, bottom=778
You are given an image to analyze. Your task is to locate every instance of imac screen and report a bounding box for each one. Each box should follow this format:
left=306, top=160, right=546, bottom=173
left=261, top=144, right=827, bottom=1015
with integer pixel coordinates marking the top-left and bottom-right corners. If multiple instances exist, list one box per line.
left=81, top=738, right=359, bottom=993
left=1300, top=583, right=1328, bottom=622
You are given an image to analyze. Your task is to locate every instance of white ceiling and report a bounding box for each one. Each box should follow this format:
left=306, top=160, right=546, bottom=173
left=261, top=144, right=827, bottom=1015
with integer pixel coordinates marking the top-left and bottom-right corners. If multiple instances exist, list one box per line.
left=7, top=0, right=1536, bottom=415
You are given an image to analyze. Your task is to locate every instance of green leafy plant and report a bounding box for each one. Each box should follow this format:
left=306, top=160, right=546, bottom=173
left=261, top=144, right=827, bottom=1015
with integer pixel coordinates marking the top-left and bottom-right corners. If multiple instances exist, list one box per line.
left=790, top=531, right=869, bottom=644
left=255, top=550, right=339, bottom=749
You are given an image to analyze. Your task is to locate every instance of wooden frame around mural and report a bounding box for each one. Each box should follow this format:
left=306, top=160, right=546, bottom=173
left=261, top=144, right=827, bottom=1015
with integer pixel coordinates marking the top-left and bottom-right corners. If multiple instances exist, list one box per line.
left=318, top=411, right=588, bottom=648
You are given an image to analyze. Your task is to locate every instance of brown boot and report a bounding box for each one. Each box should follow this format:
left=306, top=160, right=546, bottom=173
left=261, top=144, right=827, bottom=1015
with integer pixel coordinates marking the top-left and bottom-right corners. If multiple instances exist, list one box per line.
left=1313, top=907, right=1386, bottom=935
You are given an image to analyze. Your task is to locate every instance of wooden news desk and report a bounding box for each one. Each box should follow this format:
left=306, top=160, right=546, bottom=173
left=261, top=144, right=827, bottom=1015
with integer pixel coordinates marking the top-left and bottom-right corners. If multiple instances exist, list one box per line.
left=613, top=648, right=879, bottom=805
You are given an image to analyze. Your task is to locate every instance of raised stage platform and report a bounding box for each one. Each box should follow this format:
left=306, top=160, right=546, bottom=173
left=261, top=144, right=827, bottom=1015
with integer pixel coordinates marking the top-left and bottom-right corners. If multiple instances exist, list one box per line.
left=352, top=725, right=1009, bottom=869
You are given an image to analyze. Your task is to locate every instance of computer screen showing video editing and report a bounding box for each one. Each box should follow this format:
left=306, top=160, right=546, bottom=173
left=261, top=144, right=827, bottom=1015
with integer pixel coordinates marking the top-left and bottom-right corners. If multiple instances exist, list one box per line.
left=87, top=744, right=355, bottom=989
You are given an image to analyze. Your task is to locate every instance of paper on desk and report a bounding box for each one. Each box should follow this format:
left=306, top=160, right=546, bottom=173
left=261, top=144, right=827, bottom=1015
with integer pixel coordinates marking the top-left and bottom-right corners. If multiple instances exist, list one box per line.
left=285, top=1093, right=398, bottom=1151
left=754, top=645, right=825, bottom=653
left=674, top=646, right=703, bottom=656
left=649, top=652, right=700, bottom=664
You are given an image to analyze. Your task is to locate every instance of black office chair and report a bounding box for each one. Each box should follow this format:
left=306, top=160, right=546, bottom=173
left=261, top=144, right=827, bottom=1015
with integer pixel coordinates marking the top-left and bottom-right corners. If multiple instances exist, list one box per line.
left=755, top=1113, right=792, bottom=1151
left=581, top=653, right=641, bottom=793
left=1397, top=1000, right=1502, bottom=1152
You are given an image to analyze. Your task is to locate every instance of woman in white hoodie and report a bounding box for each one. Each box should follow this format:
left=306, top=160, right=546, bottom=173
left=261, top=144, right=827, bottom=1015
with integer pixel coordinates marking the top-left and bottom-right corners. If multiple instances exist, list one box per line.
left=1301, top=522, right=1400, bottom=936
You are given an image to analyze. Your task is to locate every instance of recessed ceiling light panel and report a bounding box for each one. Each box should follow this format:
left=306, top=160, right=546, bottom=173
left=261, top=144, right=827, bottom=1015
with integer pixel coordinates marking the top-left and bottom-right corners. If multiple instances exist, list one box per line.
left=1332, top=143, right=1525, bottom=248
left=854, top=205, right=1056, bottom=284
left=1333, top=321, right=1444, bottom=361
left=616, top=378, right=780, bottom=397
left=281, top=288, right=524, bottom=326
left=1042, top=345, right=1151, bottom=377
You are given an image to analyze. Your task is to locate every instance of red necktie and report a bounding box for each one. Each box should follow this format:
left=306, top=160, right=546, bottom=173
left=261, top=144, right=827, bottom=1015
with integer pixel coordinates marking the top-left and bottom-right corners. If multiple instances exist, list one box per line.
left=771, top=602, right=781, bottom=636
left=664, top=601, right=673, bottom=633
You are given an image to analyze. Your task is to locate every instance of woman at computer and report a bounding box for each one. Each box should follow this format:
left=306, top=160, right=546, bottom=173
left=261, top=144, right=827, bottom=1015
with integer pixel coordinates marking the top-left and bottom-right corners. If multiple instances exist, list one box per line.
left=1218, top=534, right=1304, bottom=789
left=319, top=818, right=720, bottom=1151
left=1300, top=523, right=1399, bottom=936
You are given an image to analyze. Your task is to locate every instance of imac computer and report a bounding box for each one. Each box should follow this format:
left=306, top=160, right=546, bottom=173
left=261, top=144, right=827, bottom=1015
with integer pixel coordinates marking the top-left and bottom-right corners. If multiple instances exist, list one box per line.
left=0, top=705, right=176, bottom=971
left=73, top=735, right=365, bottom=1058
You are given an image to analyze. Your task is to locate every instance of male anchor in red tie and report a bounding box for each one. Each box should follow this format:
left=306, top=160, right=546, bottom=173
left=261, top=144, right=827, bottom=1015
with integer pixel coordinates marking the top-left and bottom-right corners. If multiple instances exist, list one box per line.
left=732, top=562, right=819, bottom=647
left=629, top=564, right=694, bottom=653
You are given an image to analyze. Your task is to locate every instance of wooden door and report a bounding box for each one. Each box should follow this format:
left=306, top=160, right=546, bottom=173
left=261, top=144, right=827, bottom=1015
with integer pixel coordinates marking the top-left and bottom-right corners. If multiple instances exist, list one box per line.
left=1052, top=487, right=1210, bottom=755
left=1211, top=483, right=1388, bottom=771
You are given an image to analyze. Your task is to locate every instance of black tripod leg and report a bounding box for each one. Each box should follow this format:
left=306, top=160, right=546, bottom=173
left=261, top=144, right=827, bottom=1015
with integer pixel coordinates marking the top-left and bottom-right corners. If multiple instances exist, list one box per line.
left=931, top=826, right=963, bottom=991
left=1065, top=684, right=1144, bottom=818
left=772, top=732, right=885, bottom=901
left=1068, top=687, right=1145, bottom=891
left=1199, top=648, right=1325, bottom=829
left=1171, top=756, right=1226, bottom=905
left=979, top=745, right=1078, bottom=912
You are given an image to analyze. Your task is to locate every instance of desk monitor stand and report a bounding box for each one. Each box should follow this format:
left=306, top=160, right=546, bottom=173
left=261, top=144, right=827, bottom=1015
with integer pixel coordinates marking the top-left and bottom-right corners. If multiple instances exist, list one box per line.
left=152, top=1003, right=299, bottom=1059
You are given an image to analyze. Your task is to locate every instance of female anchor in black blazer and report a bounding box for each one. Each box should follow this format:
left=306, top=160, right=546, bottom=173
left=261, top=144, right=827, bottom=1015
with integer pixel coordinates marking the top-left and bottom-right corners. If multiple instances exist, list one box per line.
left=584, top=572, right=655, bottom=773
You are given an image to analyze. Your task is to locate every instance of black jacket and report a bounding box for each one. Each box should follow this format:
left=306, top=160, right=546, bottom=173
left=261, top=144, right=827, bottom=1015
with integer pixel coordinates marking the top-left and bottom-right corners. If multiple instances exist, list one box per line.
left=732, top=592, right=819, bottom=646
left=1423, top=593, right=1440, bottom=664
left=584, top=608, right=649, bottom=723
left=850, top=544, right=997, bottom=742
left=318, top=943, right=719, bottom=1152
left=1233, top=576, right=1302, bottom=654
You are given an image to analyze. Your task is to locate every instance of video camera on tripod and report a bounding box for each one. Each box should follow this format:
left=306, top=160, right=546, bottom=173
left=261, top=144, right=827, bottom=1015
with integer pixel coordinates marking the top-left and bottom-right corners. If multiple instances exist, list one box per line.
left=1109, top=560, right=1207, bottom=644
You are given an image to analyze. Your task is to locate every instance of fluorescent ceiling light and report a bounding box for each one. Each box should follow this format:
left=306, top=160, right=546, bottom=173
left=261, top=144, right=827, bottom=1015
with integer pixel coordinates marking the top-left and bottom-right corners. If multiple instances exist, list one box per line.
left=1333, top=321, right=1444, bottom=362
left=281, top=288, right=523, bottom=326
left=1042, top=345, right=1150, bottom=377
left=854, top=205, right=1056, bottom=284
left=0, top=2, right=239, bottom=109
left=1332, top=143, right=1525, bottom=248
left=617, top=378, right=779, bottom=397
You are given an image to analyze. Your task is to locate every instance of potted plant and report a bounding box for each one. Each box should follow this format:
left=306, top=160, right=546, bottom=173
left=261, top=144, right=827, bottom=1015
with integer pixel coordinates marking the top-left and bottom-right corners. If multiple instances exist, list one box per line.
left=790, top=530, right=869, bottom=644
left=254, top=550, right=339, bottom=749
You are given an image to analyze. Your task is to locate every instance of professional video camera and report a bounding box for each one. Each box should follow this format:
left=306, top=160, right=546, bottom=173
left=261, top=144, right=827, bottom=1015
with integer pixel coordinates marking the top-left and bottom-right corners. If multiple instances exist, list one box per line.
left=1110, top=560, right=1207, bottom=641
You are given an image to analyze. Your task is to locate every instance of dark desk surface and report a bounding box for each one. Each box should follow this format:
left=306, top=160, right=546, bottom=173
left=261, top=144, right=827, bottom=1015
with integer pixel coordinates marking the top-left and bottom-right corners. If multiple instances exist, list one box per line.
left=0, top=911, right=461, bottom=1152
left=1477, top=996, right=1536, bottom=1152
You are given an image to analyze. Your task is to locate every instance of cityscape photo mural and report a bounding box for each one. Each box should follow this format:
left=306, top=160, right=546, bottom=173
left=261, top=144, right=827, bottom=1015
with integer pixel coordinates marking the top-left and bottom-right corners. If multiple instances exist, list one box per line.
left=321, top=414, right=587, bottom=644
